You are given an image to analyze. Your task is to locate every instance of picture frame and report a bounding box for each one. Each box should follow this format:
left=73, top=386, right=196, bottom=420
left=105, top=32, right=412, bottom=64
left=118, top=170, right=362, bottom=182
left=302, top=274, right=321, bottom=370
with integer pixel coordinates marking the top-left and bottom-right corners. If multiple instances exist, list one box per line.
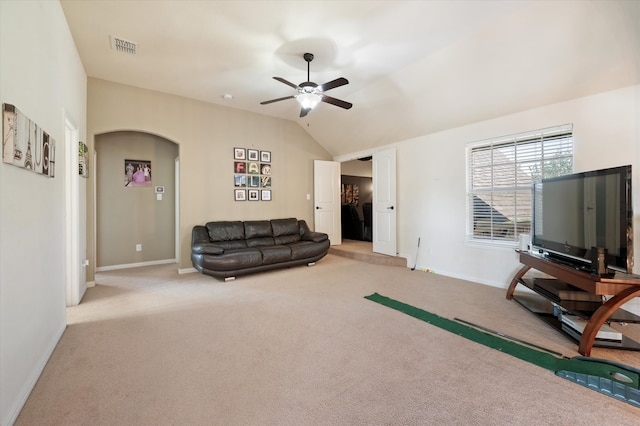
left=234, top=147, right=246, bottom=160
left=234, top=161, right=246, bottom=174
left=247, top=149, right=259, bottom=161
left=78, top=141, right=89, bottom=178
left=125, top=159, right=151, bottom=187
left=248, top=189, right=259, bottom=201
left=249, top=175, right=260, bottom=187
left=234, top=175, right=246, bottom=187
left=247, top=162, right=259, bottom=174
left=260, top=176, right=271, bottom=187
left=260, top=163, right=271, bottom=175
left=260, top=150, right=271, bottom=163
left=234, top=189, right=246, bottom=201
left=261, top=190, right=272, bottom=201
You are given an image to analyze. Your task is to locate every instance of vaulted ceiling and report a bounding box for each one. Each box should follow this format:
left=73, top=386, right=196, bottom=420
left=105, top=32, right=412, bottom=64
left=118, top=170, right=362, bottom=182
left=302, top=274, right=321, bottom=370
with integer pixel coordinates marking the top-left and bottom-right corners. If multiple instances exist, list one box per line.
left=60, top=0, right=640, bottom=158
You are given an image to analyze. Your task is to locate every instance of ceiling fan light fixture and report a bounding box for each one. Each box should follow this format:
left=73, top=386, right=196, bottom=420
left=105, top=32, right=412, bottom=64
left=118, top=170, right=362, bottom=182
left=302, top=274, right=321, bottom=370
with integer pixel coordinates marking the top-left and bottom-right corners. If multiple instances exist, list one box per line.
left=296, top=93, right=321, bottom=110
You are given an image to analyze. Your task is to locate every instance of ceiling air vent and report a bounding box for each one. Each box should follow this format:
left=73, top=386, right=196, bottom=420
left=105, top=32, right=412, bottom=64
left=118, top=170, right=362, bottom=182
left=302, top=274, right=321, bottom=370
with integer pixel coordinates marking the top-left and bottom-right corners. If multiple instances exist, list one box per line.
left=110, top=35, right=138, bottom=55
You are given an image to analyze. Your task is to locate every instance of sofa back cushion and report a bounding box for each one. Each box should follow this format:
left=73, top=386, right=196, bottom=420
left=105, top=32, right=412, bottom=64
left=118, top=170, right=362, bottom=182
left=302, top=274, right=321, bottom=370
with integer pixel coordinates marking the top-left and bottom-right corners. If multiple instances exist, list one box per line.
left=205, top=221, right=248, bottom=249
left=244, top=221, right=273, bottom=238
left=271, top=218, right=301, bottom=245
left=244, top=220, right=275, bottom=247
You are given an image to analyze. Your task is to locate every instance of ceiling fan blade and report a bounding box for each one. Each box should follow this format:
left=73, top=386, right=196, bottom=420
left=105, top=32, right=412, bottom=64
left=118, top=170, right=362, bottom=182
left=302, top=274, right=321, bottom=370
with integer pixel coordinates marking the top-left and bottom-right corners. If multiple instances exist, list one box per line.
left=320, top=77, right=349, bottom=92
left=273, top=77, right=298, bottom=89
left=260, top=95, right=295, bottom=105
left=300, top=107, right=311, bottom=118
left=321, top=95, right=353, bottom=110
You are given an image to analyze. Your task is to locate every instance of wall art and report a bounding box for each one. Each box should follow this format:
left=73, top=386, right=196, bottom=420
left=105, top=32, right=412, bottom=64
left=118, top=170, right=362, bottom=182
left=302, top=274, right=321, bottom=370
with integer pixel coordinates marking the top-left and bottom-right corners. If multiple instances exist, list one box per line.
left=124, top=159, right=152, bottom=187
left=2, top=103, right=56, bottom=177
left=234, top=147, right=246, bottom=160
left=234, top=175, right=246, bottom=187
left=233, top=147, right=272, bottom=201
left=79, top=141, right=89, bottom=178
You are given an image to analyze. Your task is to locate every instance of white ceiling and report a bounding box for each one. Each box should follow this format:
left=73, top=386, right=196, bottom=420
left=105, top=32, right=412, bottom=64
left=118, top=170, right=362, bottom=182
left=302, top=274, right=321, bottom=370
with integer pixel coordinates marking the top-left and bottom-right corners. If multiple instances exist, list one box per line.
left=60, top=0, right=640, bottom=158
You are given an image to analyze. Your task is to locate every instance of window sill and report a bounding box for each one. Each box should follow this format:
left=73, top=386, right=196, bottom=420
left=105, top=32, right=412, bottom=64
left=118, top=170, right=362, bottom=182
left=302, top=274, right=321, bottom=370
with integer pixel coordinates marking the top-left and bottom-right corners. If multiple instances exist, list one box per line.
left=465, top=238, right=518, bottom=252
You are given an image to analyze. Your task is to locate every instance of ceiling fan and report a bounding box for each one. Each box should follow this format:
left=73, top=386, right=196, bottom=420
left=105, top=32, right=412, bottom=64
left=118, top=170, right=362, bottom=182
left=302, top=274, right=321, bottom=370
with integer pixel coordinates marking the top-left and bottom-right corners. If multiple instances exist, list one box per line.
left=260, top=53, right=353, bottom=118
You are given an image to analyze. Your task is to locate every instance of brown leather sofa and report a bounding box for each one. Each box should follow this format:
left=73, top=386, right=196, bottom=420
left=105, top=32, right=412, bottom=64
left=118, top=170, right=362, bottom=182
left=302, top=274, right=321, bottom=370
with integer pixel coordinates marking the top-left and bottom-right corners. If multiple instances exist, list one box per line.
left=191, top=218, right=330, bottom=280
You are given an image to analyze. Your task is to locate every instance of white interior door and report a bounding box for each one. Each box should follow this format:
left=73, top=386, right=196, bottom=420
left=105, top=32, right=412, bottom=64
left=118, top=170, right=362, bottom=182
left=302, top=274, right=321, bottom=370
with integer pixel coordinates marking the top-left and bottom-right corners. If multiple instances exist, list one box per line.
left=314, top=160, right=341, bottom=244
left=373, top=148, right=396, bottom=256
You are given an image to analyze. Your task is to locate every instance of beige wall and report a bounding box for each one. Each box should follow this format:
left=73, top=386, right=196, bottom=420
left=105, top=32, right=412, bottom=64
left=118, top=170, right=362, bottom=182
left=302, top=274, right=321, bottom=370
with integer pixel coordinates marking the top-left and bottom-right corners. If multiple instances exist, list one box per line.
left=86, top=78, right=332, bottom=276
left=95, top=132, right=179, bottom=268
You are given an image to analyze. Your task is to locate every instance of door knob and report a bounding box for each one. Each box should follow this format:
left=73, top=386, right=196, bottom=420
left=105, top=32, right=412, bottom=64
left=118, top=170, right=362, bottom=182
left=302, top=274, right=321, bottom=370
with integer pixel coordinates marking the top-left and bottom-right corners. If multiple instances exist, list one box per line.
left=316, top=206, right=322, bottom=209
left=387, top=206, right=394, bottom=210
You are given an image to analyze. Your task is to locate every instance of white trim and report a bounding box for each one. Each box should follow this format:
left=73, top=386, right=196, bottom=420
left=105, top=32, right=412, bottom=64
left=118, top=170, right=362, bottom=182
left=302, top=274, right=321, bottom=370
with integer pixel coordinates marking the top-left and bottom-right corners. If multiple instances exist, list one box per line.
left=4, top=324, right=65, bottom=426
left=86, top=281, right=96, bottom=288
left=178, top=267, right=198, bottom=274
left=64, top=112, right=84, bottom=306
left=175, top=156, right=180, bottom=266
left=95, top=259, right=176, bottom=272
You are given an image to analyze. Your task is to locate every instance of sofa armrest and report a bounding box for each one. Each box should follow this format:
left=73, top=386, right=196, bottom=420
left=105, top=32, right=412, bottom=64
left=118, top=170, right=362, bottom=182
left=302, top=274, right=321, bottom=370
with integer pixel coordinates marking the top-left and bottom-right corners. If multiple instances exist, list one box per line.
left=192, top=225, right=225, bottom=255
left=303, top=232, right=329, bottom=243
left=298, top=220, right=329, bottom=243
left=192, top=243, right=225, bottom=255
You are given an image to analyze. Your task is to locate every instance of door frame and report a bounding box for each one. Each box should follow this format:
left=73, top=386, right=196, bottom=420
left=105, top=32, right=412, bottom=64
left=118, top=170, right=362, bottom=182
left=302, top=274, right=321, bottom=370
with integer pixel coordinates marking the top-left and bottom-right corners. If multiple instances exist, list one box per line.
left=64, top=111, right=85, bottom=306
left=334, top=149, right=397, bottom=256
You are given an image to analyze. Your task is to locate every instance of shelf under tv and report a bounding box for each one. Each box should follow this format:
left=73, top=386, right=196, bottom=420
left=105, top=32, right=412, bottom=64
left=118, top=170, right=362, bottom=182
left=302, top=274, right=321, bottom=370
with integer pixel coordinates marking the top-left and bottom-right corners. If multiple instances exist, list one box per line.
left=507, top=251, right=640, bottom=356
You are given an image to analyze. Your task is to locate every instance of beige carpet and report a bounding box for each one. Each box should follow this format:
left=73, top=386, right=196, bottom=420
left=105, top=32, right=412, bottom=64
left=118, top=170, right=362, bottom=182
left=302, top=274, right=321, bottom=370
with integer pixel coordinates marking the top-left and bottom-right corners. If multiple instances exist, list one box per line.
left=16, top=254, right=640, bottom=425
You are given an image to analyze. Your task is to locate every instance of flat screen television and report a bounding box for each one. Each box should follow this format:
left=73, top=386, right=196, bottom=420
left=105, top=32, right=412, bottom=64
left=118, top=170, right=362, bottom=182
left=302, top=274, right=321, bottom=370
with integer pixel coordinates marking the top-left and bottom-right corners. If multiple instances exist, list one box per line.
left=531, top=165, right=633, bottom=273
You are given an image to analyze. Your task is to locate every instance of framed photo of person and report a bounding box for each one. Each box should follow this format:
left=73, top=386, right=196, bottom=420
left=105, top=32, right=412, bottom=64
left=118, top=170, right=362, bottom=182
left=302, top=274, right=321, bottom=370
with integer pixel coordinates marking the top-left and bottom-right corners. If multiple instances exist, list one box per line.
left=260, top=150, right=271, bottom=163
left=261, top=190, right=271, bottom=201
left=234, top=189, right=246, bottom=201
left=248, top=189, right=259, bottom=201
left=247, top=149, right=259, bottom=161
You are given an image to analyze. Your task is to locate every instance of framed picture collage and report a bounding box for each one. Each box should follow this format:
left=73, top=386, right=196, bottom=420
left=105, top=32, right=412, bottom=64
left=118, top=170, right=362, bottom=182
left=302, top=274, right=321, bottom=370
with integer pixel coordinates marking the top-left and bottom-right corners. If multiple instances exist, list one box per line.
left=233, top=147, right=271, bottom=201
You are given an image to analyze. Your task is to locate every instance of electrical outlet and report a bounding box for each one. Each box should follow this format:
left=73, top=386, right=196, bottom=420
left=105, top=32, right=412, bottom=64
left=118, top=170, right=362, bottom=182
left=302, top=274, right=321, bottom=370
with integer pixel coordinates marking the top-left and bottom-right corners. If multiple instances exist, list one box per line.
left=136, top=244, right=142, bottom=252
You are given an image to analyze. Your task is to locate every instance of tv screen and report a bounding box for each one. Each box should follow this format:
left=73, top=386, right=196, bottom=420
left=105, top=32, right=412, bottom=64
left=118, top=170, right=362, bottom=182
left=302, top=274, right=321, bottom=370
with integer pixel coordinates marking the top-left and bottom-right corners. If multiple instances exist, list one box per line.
left=532, top=165, right=633, bottom=273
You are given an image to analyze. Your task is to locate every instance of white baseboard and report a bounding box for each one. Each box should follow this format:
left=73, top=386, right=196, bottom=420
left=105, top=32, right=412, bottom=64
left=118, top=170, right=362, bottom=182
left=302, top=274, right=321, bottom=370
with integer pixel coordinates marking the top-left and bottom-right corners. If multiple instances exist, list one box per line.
left=95, top=259, right=176, bottom=272
left=178, top=267, right=197, bottom=274
left=86, top=280, right=96, bottom=288
left=3, top=323, right=66, bottom=426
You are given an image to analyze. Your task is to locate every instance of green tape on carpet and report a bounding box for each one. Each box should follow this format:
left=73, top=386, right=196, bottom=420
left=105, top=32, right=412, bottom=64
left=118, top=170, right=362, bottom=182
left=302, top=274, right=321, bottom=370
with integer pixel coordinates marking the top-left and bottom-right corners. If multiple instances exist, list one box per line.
left=364, top=293, right=640, bottom=395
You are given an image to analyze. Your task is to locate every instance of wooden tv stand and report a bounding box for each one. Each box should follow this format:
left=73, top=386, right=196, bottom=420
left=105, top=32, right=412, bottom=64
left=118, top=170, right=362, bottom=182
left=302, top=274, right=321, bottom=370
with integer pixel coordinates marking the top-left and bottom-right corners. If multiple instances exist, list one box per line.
left=506, top=251, right=640, bottom=356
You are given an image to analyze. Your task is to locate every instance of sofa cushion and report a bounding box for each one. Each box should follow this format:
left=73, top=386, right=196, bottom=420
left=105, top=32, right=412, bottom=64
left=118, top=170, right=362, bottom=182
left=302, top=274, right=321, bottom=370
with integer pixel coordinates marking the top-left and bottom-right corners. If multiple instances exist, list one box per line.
left=271, top=218, right=299, bottom=236
left=274, top=234, right=300, bottom=245
left=259, top=245, right=292, bottom=265
left=288, top=239, right=331, bottom=260
left=247, top=237, right=276, bottom=248
left=216, top=240, right=248, bottom=250
left=199, top=248, right=262, bottom=271
left=206, top=221, right=245, bottom=242
left=244, top=220, right=273, bottom=239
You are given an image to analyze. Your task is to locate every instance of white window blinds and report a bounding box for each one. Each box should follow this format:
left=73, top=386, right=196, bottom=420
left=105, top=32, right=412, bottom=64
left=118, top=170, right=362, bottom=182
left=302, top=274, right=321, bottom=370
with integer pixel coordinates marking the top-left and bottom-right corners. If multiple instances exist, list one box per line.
left=466, top=124, right=573, bottom=243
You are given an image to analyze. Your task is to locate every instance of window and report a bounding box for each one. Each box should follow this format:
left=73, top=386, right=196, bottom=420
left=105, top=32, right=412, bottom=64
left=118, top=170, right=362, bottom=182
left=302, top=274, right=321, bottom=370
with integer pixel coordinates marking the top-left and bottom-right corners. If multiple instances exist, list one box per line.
left=466, top=124, right=573, bottom=244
